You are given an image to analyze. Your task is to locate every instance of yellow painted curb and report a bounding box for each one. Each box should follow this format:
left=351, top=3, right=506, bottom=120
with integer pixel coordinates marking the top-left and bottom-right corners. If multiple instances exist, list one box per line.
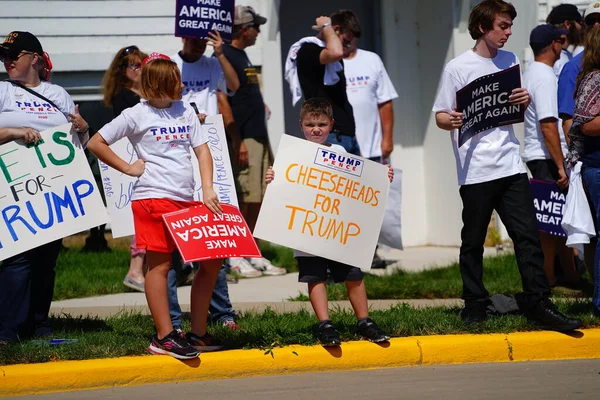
left=2, top=329, right=600, bottom=397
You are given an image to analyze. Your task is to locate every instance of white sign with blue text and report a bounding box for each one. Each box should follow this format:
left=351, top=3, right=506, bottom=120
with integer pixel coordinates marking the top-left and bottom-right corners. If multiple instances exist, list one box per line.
left=99, top=114, right=238, bottom=238
left=0, top=123, right=108, bottom=260
left=254, top=134, right=390, bottom=270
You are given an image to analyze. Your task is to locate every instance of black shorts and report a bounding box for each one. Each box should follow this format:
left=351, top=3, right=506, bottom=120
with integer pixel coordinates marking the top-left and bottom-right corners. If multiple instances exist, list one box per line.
left=296, top=256, right=364, bottom=283
left=527, top=159, right=560, bottom=182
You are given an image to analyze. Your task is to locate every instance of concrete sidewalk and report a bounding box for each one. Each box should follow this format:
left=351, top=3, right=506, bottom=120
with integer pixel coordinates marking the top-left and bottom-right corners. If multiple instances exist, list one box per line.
left=50, top=246, right=502, bottom=317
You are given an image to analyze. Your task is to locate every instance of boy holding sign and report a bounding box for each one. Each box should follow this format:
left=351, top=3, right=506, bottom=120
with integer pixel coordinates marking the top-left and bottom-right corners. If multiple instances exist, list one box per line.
left=88, top=54, right=223, bottom=360
left=265, top=98, right=392, bottom=346
left=433, top=0, right=581, bottom=332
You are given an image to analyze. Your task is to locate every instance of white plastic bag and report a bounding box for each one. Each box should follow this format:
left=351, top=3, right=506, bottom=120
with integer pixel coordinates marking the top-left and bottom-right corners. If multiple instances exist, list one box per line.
left=378, top=168, right=403, bottom=250
left=562, top=162, right=596, bottom=256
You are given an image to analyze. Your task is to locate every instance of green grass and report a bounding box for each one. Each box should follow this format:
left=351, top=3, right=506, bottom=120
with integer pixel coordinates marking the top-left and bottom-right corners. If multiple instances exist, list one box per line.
left=53, top=247, right=131, bottom=300
left=1, top=300, right=598, bottom=366
left=290, top=254, right=532, bottom=301
left=52, top=242, right=297, bottom=301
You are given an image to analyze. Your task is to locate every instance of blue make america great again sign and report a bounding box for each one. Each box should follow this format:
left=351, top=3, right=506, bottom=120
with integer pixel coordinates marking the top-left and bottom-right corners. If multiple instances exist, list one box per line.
left=175, top=0, right=235, bottom=42
left=455, top=65, right=524, bottom=147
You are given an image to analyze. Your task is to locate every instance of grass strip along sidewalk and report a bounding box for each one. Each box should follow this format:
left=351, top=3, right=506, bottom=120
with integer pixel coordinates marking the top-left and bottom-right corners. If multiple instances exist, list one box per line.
left=1, top=300, right=599, bottom=366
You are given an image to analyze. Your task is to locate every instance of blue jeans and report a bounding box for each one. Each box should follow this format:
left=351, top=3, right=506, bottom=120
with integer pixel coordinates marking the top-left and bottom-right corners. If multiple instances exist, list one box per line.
left=582, top=166, right=600, bottom=312
left=326, top=133, right=360, bottom=155
left=167, top=261, right=235, bottom=330
left=0, top=239, right=62, bottom=342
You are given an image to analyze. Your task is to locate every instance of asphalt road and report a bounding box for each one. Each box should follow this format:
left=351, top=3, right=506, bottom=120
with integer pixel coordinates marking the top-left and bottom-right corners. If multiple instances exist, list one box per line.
left=14, top=359, right=600, bottom=400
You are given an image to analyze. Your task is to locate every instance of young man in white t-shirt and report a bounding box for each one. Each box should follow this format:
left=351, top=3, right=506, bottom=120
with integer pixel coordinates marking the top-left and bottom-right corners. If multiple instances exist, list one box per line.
left=343, top=34, right=398, bottom=269
left=524, top=24, right=582, bottom=290
left=343, top=39, right=398, bottom=163
left=433, top=0, right=582, bottom=332
left=171, top=30, right=241, bottom=330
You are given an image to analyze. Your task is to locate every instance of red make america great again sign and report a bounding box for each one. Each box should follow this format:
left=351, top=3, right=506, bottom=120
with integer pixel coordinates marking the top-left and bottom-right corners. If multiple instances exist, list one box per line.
left=162, top=204, right=261, bottom=263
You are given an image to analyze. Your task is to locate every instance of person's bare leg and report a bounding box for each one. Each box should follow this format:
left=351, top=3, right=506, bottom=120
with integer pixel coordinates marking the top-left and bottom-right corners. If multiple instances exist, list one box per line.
left=190, top=259, right=223, bottom=336
left=245, top=203, right=262, bottom=232
left=144, top=251, right=173, bottom=339
left=540, top=232, right=557, bottom=286
left=127, top=254, right=146, bottom=283
left=308, top=282, right=330, bottom=321
left=345, top=280, right=369, bottom=319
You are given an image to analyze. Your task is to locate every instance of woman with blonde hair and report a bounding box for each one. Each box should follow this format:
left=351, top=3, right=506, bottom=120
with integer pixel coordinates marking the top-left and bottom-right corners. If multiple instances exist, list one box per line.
left=101, top=45, right=148, bottom=292
left=565, top=25, right=600, bottom=317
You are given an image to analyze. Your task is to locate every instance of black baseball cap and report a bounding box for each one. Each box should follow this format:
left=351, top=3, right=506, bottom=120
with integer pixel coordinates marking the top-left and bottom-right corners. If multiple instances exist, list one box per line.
left=530, top=24, right=566, bottom=52
left=0, top=31, right=43, bottom=60
left=547, top=4, right=582, bottom=25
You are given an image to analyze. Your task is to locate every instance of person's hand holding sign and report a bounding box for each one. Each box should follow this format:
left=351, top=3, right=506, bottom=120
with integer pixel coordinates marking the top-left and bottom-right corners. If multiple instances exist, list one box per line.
left=203, top=186, right=223, bottom=215
left=7, top=127, right=41, bottom=145
left=207, top=29, right=224, bottom=57
left=508, top=88, right=530, bottom=107
left=557, top=168, right=569, bottom=190
left=448, top=110, right=464, bottom=129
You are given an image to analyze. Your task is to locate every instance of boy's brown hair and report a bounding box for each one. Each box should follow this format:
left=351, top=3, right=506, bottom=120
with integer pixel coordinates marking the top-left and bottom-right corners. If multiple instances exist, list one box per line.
left=468, top=0, right=517, bottom=40
left=300, top=98, right=334, bottom=121
left=330, top=9, right=362, bottom=39
left=139, top=58, right=182, bottom=101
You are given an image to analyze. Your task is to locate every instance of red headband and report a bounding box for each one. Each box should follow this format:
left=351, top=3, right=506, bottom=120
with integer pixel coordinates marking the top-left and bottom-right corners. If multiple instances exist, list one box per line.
left=141, top=52, right=172, bottom=67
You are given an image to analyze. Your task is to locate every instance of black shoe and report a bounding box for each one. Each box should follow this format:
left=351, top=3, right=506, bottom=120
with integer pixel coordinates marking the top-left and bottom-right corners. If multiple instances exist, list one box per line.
left=460, top=302, right=489, bottom=325
left=148, top=330, right=200, bottom=359
left=371, top=254, right=387, bottom=269
left=524, top=298, right=583, bottom=332
left=357, top=318, right=390, bottom=343
left=317, top=321, right=341, bottom=347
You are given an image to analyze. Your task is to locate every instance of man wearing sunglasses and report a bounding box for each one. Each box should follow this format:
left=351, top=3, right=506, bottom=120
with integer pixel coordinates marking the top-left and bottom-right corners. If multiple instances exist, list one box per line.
left=216, top=6, right=286, bottom=278
left=558, top=2, right=600, bottom=136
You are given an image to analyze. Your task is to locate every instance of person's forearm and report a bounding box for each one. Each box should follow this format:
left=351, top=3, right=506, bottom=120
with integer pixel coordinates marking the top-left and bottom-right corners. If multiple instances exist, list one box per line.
left=379, top=101, right=394, bottom=141
left=321, top=25, right=343, bottom=60
left=217, top=92, right=241, bottom=142
left=216, top=54, right=240, bottom=92
left=581, top=116, right=600, bottom=136
left=379, top=101, right=394, bottom=157
left=540, top=122, right=565, bottom=169
left=0, top=128, right=17, bottom=144
left=435, top=112, right=454, bottom=131
left=87, top=134, right=131, bottom=175
left=562, top=117, right=573, bottom=138
left=195, top=143, right=214, bottom=189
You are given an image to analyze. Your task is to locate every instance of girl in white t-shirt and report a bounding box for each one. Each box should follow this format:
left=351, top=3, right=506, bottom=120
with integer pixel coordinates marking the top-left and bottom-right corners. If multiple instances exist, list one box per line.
left=88, top=54, right=222, bottom=360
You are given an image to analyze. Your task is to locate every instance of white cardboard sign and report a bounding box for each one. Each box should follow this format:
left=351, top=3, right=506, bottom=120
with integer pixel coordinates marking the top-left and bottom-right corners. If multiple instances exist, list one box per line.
left=253, top=134, right=390, bottom=270
left=99, top=114, right=238, bottom=238
left=0, top=123, right=108, bottom=260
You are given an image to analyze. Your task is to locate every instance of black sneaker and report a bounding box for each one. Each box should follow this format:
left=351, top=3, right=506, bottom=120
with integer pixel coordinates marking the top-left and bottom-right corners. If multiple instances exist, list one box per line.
left=357, top=318, right=390, bottom=343
left=317, top=321, right=341, bottom=347
left=148, top=330, right=199, bottom=359
left=524, top=298, right=583, bottom=332
left=460, top=301, right=489, bottom=325
left=186, top=332, right=225, bottom=352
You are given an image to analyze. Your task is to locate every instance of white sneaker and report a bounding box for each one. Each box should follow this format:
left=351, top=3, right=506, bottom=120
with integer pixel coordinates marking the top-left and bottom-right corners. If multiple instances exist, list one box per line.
left=248, top=258, right=287, bottom=276
left=228, top=257, right=262, bottom=278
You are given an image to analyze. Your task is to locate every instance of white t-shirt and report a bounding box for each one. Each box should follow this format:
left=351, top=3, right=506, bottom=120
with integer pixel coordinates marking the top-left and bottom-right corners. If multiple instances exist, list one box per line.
left=0, top=81, right=72, bottom=131
left=98, top=101, right=208, bottom=201
left=432, top=49, right=526, bottom=186
left=523, top=61, right=568, bottom=163
left=344, top=50, right=398, bottom=159
left=171, top=53, right=228, bottom=116
left=294, top=143, right=353, bottom=258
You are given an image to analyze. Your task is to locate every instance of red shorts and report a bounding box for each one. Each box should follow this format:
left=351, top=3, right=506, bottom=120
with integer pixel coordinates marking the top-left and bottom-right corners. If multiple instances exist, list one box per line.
left=131, top=198, right=200, bottom=253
